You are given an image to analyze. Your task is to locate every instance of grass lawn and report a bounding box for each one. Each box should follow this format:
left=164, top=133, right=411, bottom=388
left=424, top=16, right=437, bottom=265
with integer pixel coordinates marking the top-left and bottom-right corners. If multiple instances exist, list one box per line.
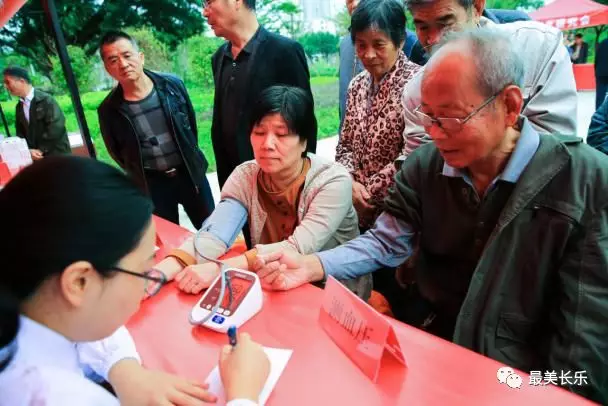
left=1, top=76, right=339, bottom=172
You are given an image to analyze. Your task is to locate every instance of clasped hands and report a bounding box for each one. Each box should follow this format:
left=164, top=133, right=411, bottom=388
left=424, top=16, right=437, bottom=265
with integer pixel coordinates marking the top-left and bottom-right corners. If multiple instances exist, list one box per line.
left=172, top=251, right=323, bottom=295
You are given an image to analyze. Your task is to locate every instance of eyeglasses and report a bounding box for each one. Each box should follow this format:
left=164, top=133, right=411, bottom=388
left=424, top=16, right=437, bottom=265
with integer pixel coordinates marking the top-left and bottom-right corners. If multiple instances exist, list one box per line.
left=110, top=267, right=167, bottom=297
left=414, top=91, right=501, bottom=132
left=201, top=0, right=215, bottom=7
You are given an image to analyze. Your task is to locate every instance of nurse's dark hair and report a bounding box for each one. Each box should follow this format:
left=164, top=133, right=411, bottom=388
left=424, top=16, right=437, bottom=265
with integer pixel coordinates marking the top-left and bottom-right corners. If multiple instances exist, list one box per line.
left=351, top=0, right=407, bottom=48
left=248, top=85, right=317, bottom=158
left=0, top=156, right=154, bottom=361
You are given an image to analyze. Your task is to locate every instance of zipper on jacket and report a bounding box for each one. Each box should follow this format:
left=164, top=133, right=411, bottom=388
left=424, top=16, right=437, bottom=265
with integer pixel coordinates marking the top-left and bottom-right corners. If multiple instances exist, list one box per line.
left=164, top=89, right=199, bottom=194
left=532, top=204, right=577, bottom=224
left=117, top=109, right=148, bottom=192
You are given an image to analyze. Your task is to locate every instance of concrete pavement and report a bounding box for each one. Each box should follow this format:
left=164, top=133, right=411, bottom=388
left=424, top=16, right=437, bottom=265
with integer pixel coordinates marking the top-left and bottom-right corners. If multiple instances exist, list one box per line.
left=178, top=91, right=597, bottom=231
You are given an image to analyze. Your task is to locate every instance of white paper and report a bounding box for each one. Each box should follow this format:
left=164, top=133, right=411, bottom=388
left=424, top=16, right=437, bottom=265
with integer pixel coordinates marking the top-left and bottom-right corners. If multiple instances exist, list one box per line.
left=205, top=347, right=293, bottom=406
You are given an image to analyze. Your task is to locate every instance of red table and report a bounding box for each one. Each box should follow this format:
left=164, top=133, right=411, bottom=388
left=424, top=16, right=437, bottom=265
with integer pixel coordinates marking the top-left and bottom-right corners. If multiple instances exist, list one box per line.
left=127, top=216, right=593, bottom=405
left=573, top=63, right=596, bottom=91
left=0, top=162, right=11, bottom=186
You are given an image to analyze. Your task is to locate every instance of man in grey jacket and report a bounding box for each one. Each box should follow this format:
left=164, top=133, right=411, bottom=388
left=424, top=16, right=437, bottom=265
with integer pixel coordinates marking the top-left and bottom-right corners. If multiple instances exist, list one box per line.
left=254, top=28, right=608, bottom=404
left=400, top=0, right=578, bottom=157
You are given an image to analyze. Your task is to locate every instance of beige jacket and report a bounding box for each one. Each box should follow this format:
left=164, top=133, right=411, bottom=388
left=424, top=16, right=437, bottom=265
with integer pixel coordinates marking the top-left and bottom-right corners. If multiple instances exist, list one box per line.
left=223, top=153, right=359, bottom=253
left=179, top=153, right=372, bottom=299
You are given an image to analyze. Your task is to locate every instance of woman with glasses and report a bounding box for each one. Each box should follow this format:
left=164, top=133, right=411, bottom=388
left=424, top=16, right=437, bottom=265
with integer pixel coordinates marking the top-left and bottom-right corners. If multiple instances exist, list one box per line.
left=0, top=156, right=269, bottom=405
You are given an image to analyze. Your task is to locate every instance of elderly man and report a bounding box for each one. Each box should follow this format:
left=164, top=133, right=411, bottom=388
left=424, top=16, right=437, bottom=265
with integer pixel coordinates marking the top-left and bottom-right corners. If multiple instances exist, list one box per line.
left=400, top=0, right=578, bottom=157
left=338, top=0, right=528, bottom=132
left=254, top=29, right=608, bottom=403
left=98, top=31, right=215, bottom=229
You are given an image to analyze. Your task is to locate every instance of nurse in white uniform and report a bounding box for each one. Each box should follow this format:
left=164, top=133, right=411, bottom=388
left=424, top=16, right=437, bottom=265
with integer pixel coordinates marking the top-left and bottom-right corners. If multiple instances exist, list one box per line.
left=0, top=156, right=270, bottom=406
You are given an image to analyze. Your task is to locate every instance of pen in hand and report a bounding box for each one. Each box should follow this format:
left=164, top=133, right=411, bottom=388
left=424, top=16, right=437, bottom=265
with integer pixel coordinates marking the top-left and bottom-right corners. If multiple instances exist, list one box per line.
left=228, top=325, right=237, bottom=348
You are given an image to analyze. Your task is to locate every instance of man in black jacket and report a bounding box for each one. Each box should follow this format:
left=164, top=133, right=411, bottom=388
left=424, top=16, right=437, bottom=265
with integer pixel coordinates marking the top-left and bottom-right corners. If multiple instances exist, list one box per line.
left=595, top=37, right=608, bottom=108
left=588, top=96, right=608, bottom=155
left=98, top=31, right=214, bottom=229
left=3, top=67, right=71, bottom=159
left=570, top=33, right=589, bottom=65
left=203, top=0, right=316, bottom=188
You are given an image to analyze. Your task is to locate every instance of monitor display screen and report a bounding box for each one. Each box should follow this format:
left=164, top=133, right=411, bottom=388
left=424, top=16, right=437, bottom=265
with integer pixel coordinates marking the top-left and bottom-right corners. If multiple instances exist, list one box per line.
left=200, top=270, right=255, bottom=313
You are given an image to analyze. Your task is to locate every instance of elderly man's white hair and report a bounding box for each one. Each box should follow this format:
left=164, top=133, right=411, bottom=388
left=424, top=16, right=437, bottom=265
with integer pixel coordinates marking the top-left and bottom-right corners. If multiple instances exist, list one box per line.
left=428, top=27, right=525, bottom=98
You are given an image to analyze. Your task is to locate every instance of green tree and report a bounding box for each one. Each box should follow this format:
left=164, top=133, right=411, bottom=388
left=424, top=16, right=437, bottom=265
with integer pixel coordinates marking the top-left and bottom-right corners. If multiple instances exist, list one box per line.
left=257, top=0, right=303, bottom=38
left=299, top=32, right=340, bottom=59
left=175, top=35, right=223, bottom=90
left=333, top=7, right=351, bottom=37
left=0, top=0, right=206, bottom=79
left=50, top=45, right=94, bottom=94
left=485, top=0, right=543, bottom=10
left=125, top=27, right=172, bottom=73
left=0, top=53, right=49, bottom=101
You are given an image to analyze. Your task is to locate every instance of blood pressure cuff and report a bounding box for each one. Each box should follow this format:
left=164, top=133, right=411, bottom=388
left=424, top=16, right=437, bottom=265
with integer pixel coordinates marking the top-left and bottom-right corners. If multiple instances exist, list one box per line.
left=198, top=198, right=248, bottom=247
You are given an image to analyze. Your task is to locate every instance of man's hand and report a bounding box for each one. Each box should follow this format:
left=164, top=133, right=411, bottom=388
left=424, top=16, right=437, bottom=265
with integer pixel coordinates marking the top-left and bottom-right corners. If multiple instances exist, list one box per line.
left=252, top=250, right=324, bottom=291
left=352, top=181, right=375, bottom=216
left=29, top=149, right=43, bottom=160
left=108, top=359, right=217, bottom=405
left=219, top=333, right=270, bottom=403
left=175, top=262, right=220, bottom=294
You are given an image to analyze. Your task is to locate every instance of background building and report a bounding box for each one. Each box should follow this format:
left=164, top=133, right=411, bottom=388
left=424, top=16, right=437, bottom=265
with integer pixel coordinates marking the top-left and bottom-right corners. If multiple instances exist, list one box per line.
left=293, top=0, right=342, bottom=34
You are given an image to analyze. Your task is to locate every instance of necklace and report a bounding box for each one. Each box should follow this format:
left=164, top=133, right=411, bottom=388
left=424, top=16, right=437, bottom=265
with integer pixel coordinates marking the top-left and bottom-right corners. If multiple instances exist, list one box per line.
left=259, top=159, right=306, bottom=195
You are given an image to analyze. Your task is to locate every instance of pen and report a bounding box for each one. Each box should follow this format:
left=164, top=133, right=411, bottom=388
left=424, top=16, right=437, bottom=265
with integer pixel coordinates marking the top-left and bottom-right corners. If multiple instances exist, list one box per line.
left=228, top=325, right=237, bottom=348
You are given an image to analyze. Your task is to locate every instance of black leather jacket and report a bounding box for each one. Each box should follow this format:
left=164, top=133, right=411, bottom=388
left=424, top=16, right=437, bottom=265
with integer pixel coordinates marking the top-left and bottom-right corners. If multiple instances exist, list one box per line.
left=98, top=69, right=208, bottom=193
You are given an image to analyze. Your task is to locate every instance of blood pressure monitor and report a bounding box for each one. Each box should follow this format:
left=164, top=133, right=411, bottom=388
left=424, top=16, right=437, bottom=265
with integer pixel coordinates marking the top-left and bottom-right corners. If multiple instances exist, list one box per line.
left=189, top=268, right=263, bottom=332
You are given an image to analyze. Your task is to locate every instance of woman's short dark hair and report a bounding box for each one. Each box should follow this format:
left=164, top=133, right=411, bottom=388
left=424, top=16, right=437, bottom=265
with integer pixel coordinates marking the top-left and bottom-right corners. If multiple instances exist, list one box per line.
left=0, top=156, right=153, bottom=305
left=248, top=86, right=317, bottom=157
left=351, top=0, right=407, bottom=48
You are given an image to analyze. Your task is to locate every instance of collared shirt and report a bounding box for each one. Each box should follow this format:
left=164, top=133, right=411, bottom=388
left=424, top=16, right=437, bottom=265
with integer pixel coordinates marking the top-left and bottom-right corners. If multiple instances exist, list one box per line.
left=20, top=87, right=35, bottom=123
left=0, top=316, right=258, bottom=406
left=441, top=117, right=540, bottom=199
left=318, top=117, right=540, bottom=280
left=0, top=317, right=139, bottom=406
left=219, top=27, right=262, bottom=156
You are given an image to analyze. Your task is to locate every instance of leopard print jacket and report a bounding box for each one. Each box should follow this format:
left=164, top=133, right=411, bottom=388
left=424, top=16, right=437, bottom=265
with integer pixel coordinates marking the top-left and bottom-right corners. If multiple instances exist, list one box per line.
left=336, top=51, right=421, bottom=228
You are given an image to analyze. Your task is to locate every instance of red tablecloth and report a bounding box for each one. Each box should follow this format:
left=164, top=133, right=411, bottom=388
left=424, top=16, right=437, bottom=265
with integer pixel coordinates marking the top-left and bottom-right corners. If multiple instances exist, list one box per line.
left=0, top=162, right=11, bottom=186
left=573, top=63, right=596, bottom=91
left=128, top=216, right=592, bottom=405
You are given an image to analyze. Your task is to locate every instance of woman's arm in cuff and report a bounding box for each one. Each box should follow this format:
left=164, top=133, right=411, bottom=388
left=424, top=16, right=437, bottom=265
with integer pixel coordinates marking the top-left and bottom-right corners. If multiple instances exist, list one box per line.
left=217, top=255, right=249, bottom=271
left=155, top=198, right=248, bottom=280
